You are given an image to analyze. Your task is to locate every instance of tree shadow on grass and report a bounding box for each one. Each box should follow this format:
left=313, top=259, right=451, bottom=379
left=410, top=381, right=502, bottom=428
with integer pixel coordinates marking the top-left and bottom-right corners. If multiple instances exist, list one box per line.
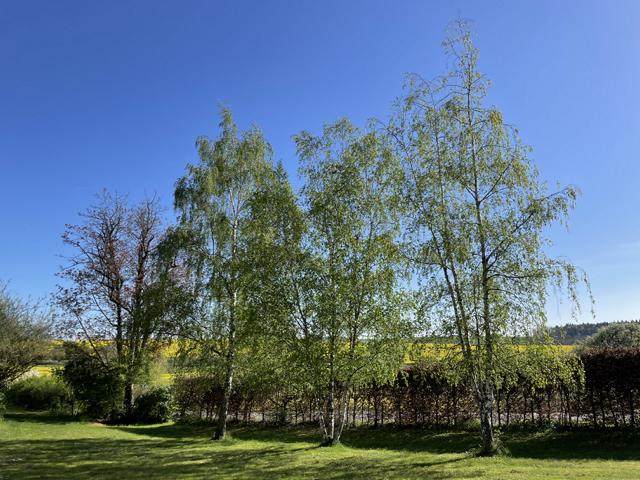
left=0, top=438, right=284, bottom=480
left=116, top=421, right=323, bottom=444
left=343, top=426, right=640, bottom=461
left=116, top=421, right=640, bottom=460
left=3, top=411, right=81, bottom=425
left=331, top=425, right=640, bottom=460
left=115, top=421, right=218, bottom=439
left=505, top=429, right=640, bottom=461
left=116, top=421, right=479, bottom=456
left=0, top=436, right=462, bottom=480
left=16, top=410, right=640, bottom=464
left=341, top=427, right=479, bottom=454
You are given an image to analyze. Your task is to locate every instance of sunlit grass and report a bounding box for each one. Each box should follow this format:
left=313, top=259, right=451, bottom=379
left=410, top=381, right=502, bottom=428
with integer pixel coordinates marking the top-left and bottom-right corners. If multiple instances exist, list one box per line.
left=2, top=411, right=640, bottom=479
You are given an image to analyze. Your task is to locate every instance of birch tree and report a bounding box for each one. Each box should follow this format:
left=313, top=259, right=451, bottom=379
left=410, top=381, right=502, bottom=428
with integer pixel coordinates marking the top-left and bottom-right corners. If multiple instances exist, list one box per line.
left=171, top=108, right=272, bottom=440
left=390, top=23, right=589, bottom=454
left=286, top=119, right=411, bottom=445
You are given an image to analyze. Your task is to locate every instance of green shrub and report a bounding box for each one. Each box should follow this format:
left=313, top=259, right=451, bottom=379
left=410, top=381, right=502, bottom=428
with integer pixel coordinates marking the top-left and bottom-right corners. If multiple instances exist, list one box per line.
left=60, top=343, right=124, bottom=419
left=580, top=322, right=640, bottom=351
left=0, top=286, right=51, bottom=388
left=132, top=386, right=172, bottom=424
left=5, top=376, right=70, bottom=411
left=0, top=391, right=5, bottom=419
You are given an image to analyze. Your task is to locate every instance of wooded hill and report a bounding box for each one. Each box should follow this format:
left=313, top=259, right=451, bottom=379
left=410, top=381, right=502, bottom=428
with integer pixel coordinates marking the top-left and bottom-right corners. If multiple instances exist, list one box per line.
left=549, top=321, right=640, bottom=344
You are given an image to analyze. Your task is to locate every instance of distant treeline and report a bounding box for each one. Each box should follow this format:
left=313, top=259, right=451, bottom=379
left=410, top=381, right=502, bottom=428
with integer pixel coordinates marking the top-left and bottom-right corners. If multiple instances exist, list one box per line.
left=549, top=321, right=640, bottom=345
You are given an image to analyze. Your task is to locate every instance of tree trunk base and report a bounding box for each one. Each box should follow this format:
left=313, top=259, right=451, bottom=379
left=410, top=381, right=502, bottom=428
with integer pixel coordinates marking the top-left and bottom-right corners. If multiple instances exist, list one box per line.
left=476, top=443, right=500, bottom=457
left=320, top=437, right=340, bottom=447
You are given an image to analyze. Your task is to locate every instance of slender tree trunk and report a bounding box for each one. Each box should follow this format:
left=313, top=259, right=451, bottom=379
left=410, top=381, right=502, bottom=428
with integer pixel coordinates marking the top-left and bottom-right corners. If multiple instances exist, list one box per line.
left=213, top=352, right=235, bottom=440
left=281, top=398, right=289, bottom=425
left=589, top=388, right=598, bottom=427
left=322, top=379, right=336, bottom=445
left=212, top=212, right=241, bottom=441
left=123, top=381, right=134, bottom=418
left=599, top=391, right=607, bottom=427
left=367, top=398, right=370, bottom=427
left=373, top=392, right=379, bottom=427
left=453, top=387, right=458, bottom=427
left=333, top=389, right=349, bottom=444
left=352, top=395, right=357, bottom=427
left=213, top=293, right=236, bottom=440
left=531, top=397, right=535, bottom=424
left=478, top=383, right=497, bottom=456
left=608, top=391, right=618, bottom=428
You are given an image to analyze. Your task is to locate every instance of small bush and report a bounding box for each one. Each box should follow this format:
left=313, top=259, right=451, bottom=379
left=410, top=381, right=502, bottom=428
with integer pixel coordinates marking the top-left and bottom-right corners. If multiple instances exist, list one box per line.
left=5, top=376, right=70, bottom=411
left=0, top=391, right=5, bottom=419
left=133, top=386, right=172, bottom=423
left=59, top=343, right=124, bottom=419
left=580, top=322, right=640, bottom=351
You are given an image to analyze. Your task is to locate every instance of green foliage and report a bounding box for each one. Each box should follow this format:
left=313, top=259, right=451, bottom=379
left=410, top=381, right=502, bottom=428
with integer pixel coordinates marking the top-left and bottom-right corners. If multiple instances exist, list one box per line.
left=0, top=285, right=51, bottom=389
left=132, top=386, right=173, bottom=424
left=394, top=20, right=585, bottom=365
left=390, top=20, right=590, bottom=454
left=59, top=344, right=124, bottom=419
left=284, top=118, right=412, bottom=443
left=514, top=344, right=583, bottom=395
left=5, top=376, right=70, bottom=411
left=168, top=108, right=277, bottom=357
left=170, top=337, right=308, bottom=424
left=580, top=322, right=640, bottom=351
left=168, top=107, right=279, bottom=439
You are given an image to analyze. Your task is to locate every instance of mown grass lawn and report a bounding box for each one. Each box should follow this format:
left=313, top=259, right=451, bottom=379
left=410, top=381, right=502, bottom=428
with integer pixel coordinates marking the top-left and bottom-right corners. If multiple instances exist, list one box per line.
left=2, top=412, right=640, bottom=479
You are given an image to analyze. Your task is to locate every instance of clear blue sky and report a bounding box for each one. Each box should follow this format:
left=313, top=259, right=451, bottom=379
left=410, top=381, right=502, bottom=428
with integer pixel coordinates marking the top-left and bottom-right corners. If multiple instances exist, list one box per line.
left=1, top=0, right=639, bottom=325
